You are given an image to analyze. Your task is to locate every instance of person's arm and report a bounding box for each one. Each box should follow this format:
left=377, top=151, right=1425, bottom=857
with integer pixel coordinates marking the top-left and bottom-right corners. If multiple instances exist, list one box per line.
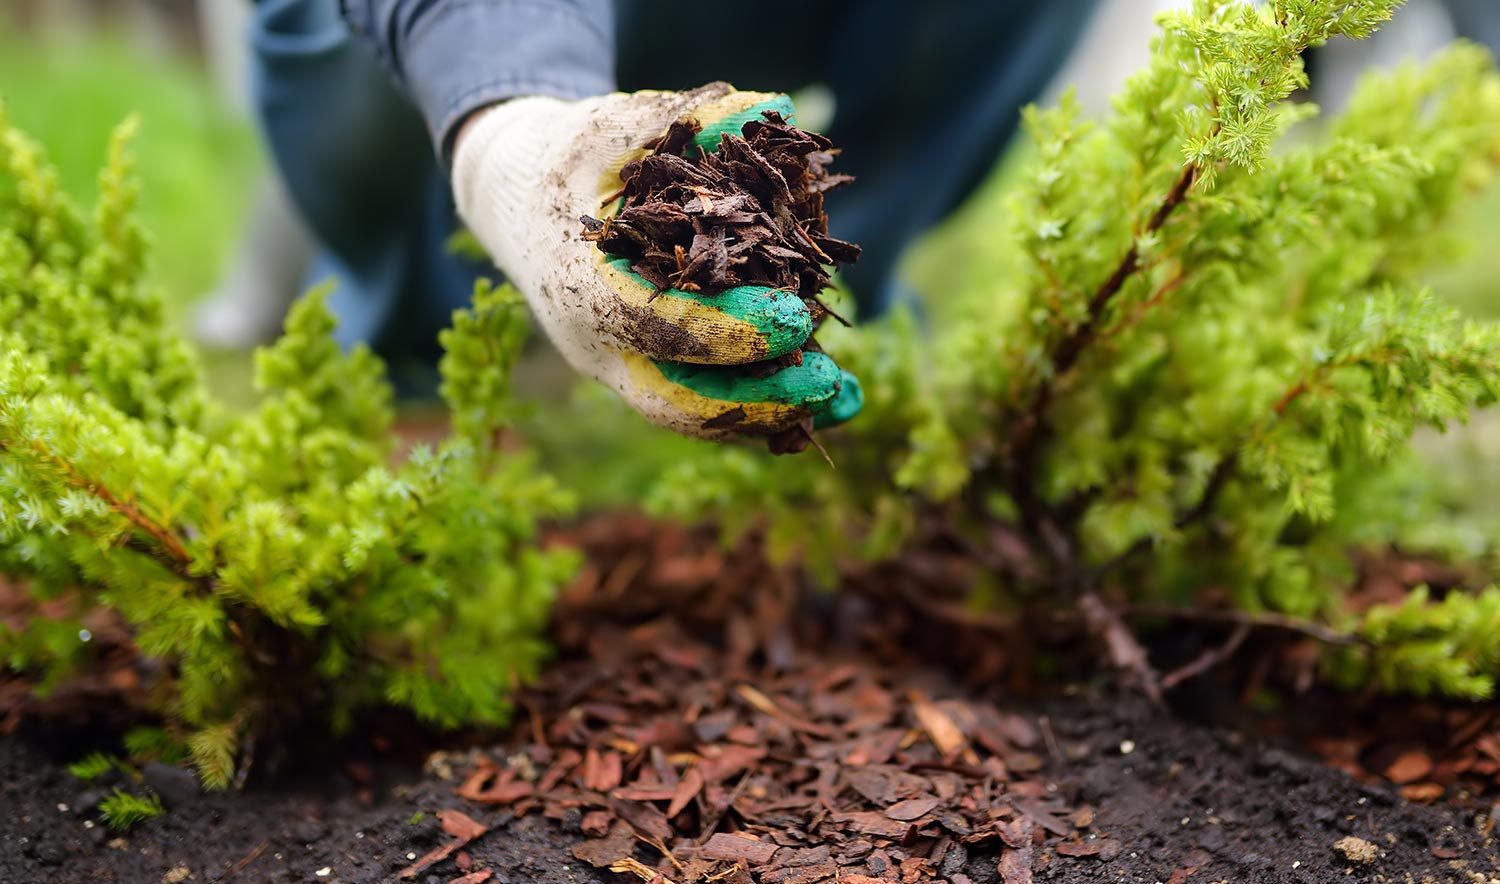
left=340, top=0, right=616, bottom=160
left=340, top=6, right=862, bottom=440
left=449, top=85, right=862, bottom=440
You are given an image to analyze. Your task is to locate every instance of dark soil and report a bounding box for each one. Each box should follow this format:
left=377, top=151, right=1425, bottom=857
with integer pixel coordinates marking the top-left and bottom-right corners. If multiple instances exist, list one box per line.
left=3, top=692, right=1493, bottom=884
left=2, top=517, right=1497, bottom=884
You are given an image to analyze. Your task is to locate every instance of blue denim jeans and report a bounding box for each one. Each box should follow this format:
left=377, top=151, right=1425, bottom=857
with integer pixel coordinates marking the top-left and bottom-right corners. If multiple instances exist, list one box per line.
left=251, top=0, right=1099, bottom=370
left=1442, top=0, right=1500, bottom=53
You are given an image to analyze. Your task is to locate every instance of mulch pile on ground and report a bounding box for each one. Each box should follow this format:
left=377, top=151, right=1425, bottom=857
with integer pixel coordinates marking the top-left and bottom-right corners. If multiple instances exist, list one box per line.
left=3, top=514, right=1500, bottom=883
left=443, top=581, right=1085, bottom=882
left=399, top=517, right=1499, bottom=884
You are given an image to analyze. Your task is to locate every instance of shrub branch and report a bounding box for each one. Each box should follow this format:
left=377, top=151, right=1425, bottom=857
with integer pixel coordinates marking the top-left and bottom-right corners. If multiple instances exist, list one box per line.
left=24, top=439, right=191, bottom=570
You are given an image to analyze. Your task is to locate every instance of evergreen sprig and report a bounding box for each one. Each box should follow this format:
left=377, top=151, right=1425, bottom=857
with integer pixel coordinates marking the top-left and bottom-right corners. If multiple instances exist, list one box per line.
left=0, top=103, right=574, bottom=785
left=647, top=1, right=1500, bottom=698
left=98, top=789, right=164, bottom=831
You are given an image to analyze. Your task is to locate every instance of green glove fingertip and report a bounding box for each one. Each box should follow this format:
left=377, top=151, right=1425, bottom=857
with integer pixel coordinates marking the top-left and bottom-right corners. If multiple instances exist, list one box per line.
left=812, top=369, right=863, bottom=429
left=656, top=349, right=841, bottom=409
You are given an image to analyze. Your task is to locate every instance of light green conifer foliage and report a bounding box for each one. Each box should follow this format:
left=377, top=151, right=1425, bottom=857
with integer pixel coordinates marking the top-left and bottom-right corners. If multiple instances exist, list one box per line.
left=0, top=106, right=575, bottom=786
left=650, top=0, right=1500, bottom=697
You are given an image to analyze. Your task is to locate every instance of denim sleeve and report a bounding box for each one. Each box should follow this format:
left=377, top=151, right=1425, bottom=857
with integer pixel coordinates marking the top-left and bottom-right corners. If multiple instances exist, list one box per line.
left=341, top=0, right=616, bottom=158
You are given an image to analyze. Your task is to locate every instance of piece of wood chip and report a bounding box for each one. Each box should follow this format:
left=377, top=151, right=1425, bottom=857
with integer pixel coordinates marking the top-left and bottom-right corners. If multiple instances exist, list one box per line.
left=760, top=860, right=838, bottom=884
left=701, top=832, right=779, bottom=866
left=833, top=811, right=916, bottom=840
left=1012, top=798, right=1072, bottom=837
left=580, top=809, right=614, bottom=838
left=439, top=809, right=488, bottom=841
left=668, top=766, right=705, bottom=819
left=884, top=796, right=941, bottom=822
left=998, top=842, right=1033, bottom=884
left=1399, top=782, right=1445, bottom=802
left=1055, top=839, right=1105, bottom=858
left=572, top=821, right=638, bottom=869
left=911, top=692, right=967, bottom=758
left=735, top=684, right=837, bottom=737
left=584, top=748, right=624, bottom=793
left=1385, top=749, right=1434, bottom=785
left=611, top=795, right=673, bottom=842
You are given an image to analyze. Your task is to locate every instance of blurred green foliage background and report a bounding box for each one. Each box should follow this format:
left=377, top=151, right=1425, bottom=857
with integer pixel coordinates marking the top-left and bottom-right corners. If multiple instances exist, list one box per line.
left=0, top=27, right=257, bottom=307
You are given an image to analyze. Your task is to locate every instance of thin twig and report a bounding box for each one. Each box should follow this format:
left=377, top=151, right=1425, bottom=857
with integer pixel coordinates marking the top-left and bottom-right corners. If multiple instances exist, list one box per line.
left=1273, top=379, right=1308, bottom=415
left=999, top=162, right=1203, bottom=579
left=1038, top=715, right=1065, bottom=768
left=233, top=732, right=256, bottom=790
left=1160, top=622, right=1251, bottom=690
left=803, top=426, right=836, bottom=469
left=223, top=840, right=269, bottom=880
left=1079, top=590, right=1163, bottom=704
left=1006, top=163, right=1200, bottom=482
left=695, top=769, right=753, bottom=844
left=1097, top=266, right=1189, bottom=345
left=1121, top=602, right=1363, bottom=646
left=809, top=293, right=853, bottom=328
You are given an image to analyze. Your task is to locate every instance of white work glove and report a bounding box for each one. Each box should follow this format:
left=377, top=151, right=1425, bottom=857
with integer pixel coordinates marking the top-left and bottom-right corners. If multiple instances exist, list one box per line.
left=451, top=82, right=861, bottom=440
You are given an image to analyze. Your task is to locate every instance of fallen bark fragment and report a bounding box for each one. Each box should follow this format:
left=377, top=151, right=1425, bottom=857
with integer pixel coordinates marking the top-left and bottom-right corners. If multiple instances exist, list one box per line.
left=439, top=810, right=488, bottom=840
left=883, top=796, right=940, bottom=822
left=700, top=832, right=778, bottom=866
left=998, top=842, right=1034, bottom=884
left=911, top=692, right=968, bottom=758
left=1055, top=839, right=1105, bottom=858
left=571, top=820, right=638, bottom=869
left=399, top=811, right=490, bottom=880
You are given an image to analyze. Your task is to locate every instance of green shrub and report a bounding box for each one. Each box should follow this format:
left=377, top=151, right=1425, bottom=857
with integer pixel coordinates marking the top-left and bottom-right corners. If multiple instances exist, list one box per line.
left=648, top=0, right=1500, bottom=697
left=0, top=29, right=257, bottom=300
left=0, top=104, right=575, bottom=787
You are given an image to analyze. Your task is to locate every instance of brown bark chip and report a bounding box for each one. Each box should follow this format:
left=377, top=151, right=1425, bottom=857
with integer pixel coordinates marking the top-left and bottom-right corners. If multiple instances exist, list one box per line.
left=998, top=842, right=1034, bottom=884
left=701, top=832, right=778, bottom=866
left=1384, top=748, right=1434, bottom=784
left=884, top=796, right=941, bottom=822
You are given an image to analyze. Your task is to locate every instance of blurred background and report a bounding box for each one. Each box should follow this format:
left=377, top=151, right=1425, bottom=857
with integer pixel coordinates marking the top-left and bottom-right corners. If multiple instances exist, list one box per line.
left=1, top=0, right=1498, bottom=521
left=3, top=0, right=1492, bottom=311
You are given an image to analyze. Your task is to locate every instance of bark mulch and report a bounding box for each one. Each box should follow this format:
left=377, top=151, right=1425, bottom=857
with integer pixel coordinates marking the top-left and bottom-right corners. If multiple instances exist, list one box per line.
left=1, top=515, right=1498, bottom=884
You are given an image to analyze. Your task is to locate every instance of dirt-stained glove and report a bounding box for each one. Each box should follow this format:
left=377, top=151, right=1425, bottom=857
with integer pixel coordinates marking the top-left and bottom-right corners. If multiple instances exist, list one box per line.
left=451, top=82, right=862, bottom=440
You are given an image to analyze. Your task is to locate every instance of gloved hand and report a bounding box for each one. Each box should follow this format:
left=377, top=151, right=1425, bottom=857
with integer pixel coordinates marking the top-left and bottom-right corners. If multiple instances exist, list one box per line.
left=451, top=82, right=862, bottom=441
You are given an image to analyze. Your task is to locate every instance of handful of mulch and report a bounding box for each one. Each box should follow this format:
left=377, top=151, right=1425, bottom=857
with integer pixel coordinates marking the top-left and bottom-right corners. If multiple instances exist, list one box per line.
left=580, top=111, right=860, bottom=452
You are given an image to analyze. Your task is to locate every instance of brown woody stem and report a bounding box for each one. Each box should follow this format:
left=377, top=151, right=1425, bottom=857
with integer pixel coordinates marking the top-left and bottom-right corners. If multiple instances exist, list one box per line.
left=28, top=439, right=191, bottom=569
left=1122, top=602, right=1363, bottom=647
